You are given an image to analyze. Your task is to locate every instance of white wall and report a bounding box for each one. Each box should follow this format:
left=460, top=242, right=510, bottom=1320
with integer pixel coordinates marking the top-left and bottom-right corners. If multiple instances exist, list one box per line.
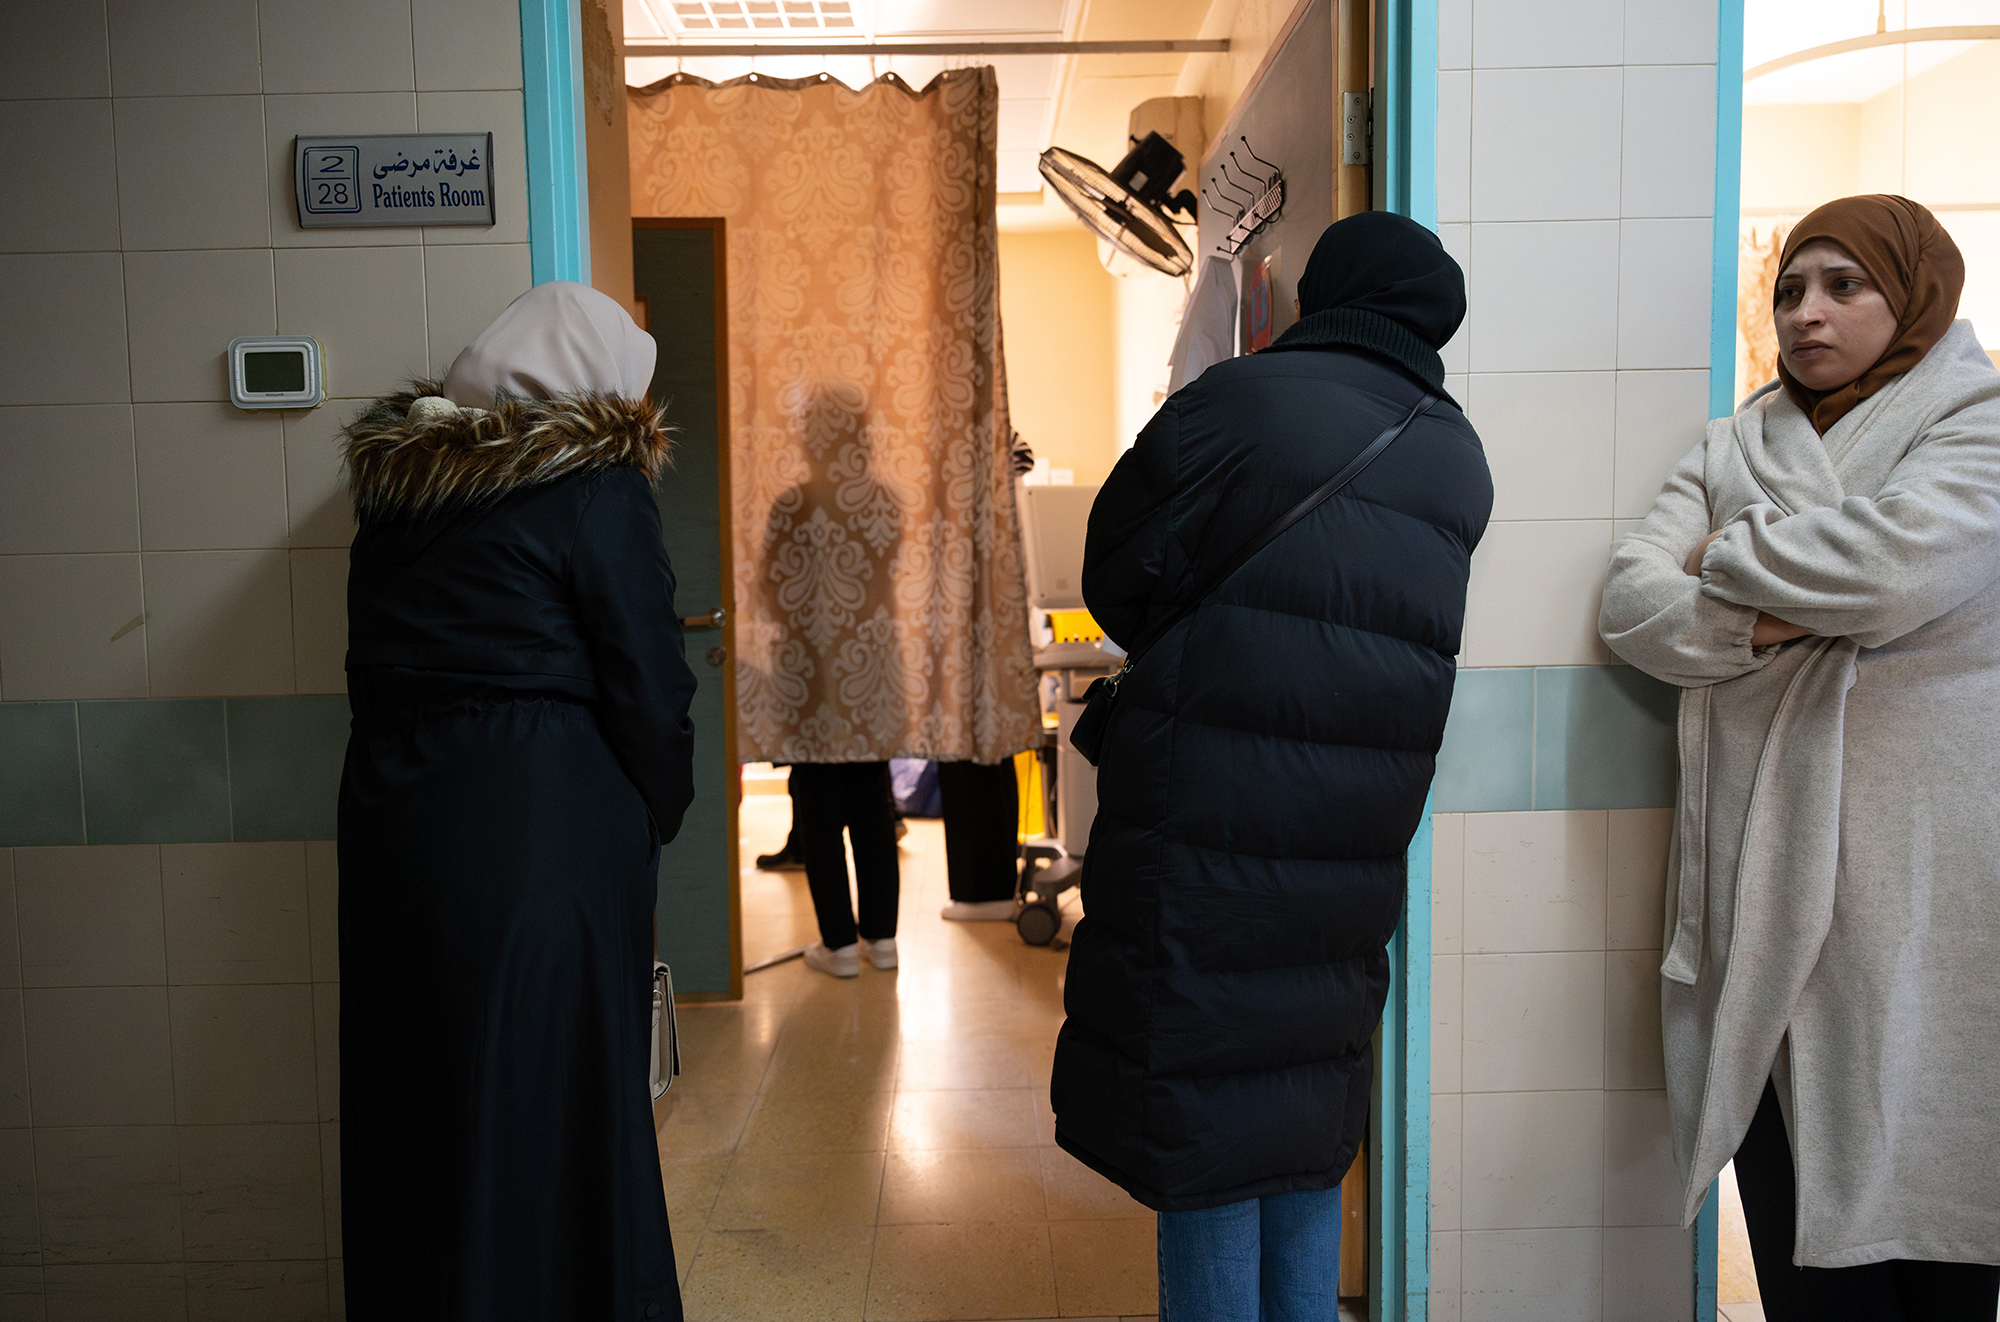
left=1431, top=0, right=1720, bottom=1315
left=0, top=2, right=531, bottom=1317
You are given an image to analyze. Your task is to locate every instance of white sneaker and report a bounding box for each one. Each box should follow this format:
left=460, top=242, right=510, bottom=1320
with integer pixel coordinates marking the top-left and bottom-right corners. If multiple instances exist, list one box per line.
left=940, top=900, right=1018, bottom=922
left=804, top=942, right=860, bottom=978
left=862, top=937, right=898, bottom=970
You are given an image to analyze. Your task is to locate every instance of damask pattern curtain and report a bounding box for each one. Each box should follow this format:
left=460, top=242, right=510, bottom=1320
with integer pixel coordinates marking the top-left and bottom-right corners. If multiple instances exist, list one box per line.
left=628, top=67, right=1040, bottom=765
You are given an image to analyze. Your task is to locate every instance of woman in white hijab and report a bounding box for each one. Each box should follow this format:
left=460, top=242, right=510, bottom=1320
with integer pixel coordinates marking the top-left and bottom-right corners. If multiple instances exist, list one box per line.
left=338, top=282, right=698, bottom=1321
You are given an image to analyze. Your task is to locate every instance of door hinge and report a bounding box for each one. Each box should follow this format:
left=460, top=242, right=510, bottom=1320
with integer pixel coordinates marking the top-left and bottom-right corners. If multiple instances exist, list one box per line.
left=1342, top=91, right=1371, bottom=166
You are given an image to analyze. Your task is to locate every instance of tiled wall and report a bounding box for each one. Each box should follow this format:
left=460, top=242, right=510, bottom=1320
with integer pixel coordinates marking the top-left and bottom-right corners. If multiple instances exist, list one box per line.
left=0, top=1, right=531, bottom=1315
left=1429, top=0, right=1721, bottom=1315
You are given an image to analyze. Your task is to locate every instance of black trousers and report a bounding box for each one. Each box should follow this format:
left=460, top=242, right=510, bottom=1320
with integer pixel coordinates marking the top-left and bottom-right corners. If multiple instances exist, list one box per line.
left=1734, top=1079, right=2000, bottom=1322
left=789, top=762, right=900, bottom=948
left=937, top=759, right=1019, bottom=903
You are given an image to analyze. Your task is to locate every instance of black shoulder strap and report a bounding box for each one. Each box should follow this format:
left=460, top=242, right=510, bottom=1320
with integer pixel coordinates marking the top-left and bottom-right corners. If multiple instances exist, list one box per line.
left=1122, top=393, right=1436, bottom=665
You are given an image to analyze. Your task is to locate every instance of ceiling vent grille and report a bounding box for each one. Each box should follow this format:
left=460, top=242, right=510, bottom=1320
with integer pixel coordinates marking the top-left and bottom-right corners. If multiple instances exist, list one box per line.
left=670, top=0, right=856, bottom=30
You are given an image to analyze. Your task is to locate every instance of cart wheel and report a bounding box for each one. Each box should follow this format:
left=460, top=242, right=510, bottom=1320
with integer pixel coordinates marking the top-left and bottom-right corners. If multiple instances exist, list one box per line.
left=1017, top=901, right=1061, bottom=946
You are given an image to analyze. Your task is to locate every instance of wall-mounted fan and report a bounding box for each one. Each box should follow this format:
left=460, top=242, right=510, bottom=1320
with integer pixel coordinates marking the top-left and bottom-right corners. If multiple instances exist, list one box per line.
left=1038, top=131, right=1197, bottom=278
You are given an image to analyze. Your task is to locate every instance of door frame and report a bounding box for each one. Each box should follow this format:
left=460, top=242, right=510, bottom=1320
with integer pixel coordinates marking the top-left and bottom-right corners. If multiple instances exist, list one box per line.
left=633, top=216, right=742, bottom=1002
left=521, top=0, right=591, bottom=285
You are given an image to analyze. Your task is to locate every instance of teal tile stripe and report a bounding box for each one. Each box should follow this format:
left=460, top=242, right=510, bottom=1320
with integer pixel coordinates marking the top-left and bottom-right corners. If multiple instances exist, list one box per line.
left=1436, top=665, right=1678, bottom=813
left=0, top=696, right=349, bottom=848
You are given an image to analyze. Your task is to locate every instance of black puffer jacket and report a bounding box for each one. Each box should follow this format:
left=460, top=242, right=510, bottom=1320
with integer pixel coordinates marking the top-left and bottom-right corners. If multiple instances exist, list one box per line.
left=1051, top=343, right=1491, bottom=1211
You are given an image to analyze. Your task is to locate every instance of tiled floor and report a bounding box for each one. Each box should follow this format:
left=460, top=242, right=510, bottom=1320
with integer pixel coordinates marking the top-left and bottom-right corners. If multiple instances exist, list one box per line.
left=655, top=796, right=1159, bottom=1322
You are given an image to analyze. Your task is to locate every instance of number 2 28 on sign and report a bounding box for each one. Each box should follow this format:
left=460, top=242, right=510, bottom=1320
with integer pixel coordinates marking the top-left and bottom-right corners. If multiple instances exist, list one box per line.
left=304, top=146, right=360, bottom=214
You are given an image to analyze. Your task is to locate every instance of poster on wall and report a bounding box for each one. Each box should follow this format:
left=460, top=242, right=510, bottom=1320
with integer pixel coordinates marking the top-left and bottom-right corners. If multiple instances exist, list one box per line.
left=1243, top=254, right=1275, bottom=352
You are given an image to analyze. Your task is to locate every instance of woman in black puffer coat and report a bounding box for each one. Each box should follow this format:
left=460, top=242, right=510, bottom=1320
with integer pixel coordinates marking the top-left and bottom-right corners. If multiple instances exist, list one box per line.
left=1051, top=214, right=1492, bottom=1321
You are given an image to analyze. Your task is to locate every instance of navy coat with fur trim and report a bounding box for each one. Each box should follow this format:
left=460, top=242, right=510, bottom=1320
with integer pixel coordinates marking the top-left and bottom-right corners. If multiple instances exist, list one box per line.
left=337, top=383, right=696, bottom=1321
left=1050, top=348, right=1491, bottom=1212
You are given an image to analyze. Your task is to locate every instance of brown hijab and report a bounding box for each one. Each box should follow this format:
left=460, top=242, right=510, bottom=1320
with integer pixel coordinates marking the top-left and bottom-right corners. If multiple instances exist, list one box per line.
left=1775, top=194, right=1965, bottom=433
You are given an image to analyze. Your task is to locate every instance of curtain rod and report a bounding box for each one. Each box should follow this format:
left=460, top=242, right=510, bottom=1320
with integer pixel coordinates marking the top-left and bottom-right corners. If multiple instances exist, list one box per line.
left=1745, top=25, right=2000, bottom=81
left=623, top=39, right=1229, bottom=57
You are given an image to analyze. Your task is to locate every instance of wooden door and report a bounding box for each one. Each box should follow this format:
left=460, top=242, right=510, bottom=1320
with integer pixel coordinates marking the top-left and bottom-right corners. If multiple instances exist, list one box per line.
left=633, top=218, right=741, bottom=1000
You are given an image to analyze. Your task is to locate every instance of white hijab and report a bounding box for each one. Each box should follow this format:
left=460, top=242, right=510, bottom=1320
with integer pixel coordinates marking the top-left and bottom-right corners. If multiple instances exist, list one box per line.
left=441, top=280, right=656, bottom=406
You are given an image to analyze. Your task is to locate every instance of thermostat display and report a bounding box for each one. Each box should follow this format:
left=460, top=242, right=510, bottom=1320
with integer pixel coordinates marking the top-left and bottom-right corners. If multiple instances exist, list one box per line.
left=228, top=337, right=324, bottom=410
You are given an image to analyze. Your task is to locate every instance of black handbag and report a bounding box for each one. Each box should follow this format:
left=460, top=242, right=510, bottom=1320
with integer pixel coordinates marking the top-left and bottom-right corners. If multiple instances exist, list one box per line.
left=1069, top=394, right=1437, bottom=766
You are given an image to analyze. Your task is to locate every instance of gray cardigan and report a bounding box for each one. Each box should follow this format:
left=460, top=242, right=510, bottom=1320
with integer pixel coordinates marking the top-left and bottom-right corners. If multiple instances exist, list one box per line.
left=1601, top=321, right=2000, bottom=1269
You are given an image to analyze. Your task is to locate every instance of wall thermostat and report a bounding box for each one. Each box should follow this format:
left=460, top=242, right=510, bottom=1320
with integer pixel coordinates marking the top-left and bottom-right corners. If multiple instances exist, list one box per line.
left=228, top=336, right=324, bottom=410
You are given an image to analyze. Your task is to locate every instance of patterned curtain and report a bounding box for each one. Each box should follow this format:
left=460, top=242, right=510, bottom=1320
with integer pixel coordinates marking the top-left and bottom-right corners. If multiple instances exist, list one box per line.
left=1736, top=218, right=1794, bottom=406
left=628, top=68, right=1041, bottom=765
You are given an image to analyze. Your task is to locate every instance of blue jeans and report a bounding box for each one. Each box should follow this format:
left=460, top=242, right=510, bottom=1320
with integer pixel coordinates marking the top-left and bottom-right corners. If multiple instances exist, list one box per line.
left=1157, top=1186, right=1342, bottom=1322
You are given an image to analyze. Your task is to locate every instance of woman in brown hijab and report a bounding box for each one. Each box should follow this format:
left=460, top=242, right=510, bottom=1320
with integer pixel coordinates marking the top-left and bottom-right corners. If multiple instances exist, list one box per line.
left=1602, top=196, right=2000, bottom=1321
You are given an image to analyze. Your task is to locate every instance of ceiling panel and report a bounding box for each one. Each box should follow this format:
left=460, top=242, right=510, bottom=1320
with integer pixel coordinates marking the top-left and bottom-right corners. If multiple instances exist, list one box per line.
left=874, top=0, right=1067, bottom=34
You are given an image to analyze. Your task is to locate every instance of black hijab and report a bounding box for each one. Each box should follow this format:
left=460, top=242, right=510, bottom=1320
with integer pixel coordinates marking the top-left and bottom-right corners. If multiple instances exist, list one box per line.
left=1264, top=212, right=1466, bottom=402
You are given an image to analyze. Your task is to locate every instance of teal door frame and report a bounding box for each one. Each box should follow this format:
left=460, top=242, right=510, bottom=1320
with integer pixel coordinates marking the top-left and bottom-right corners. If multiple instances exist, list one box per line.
left=521, top=0, right=591, bottom=284
left=1372, top=3, right=1438, bottom=1318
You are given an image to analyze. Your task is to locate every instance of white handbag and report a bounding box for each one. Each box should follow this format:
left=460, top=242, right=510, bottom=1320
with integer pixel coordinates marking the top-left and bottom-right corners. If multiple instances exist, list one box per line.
left=650, top=962, right=680, bottom=1099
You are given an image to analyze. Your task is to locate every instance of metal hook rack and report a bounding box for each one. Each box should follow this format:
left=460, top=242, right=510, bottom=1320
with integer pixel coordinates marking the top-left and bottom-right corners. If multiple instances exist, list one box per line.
left=1205, top=135, right=1285, bottom=258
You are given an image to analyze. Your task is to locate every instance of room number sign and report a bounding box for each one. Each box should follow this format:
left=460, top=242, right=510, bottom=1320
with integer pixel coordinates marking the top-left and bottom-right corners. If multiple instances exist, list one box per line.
left=293, top=133, right=495, bottom=228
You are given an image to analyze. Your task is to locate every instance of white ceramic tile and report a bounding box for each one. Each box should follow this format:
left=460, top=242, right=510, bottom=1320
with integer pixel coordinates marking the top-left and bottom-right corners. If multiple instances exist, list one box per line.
left=1460, top=1228, right=1601, bottom=1322
left=1462, top=1090, right=1603, bottom=1230
left=0, top=555, right=149, bottom=702
left=1470, top=70, right=1623, bottom=223
left=263, top=93, right=423, bottom=248
left=1433, top=954, right=1463, bottom=1094
left=37, top=1127, right=184, bottom=1265
left=14, top=845, right=167, bottom=988
left=1462, top=521, right=1615, bottom=669
left=162, top=843, right=312, bottom=985
left=170, top=984, right=318, bottom=1124
left=1619, top=218, right=1715, bottom=370
left=0, top=1129, right=36, bottom=1258
left=1464, top=811, right=1608, bottom=954
left=413, top=0, right=524, bottom=91
left=1438, top=0, right=1471, bottom=70
left=1606, top=808, right=1672, bottom=950
left=107, top=0, right=261, bottom=96
left=1473, top=0, right=1622, bottom=67
left=1465, top=372, right=1616, bottom=521
left=1433, top=1092, right=1463, bottom=1231
left=1463, top=952, right=1605, bottom=1092
left=1433, top=812, right=1465, bottom=955
left=141, top=550, right=296, bottom=697
left=291, top=549, right=349, bottom=696
left=1466, top=223, right=1619, bottom=373
left=0, top=255, right=130, bottom=407
left=1625, top=0, right=1720, bottom=66
left=135, top=404, right=290, bottom=551
left=43, top=1263, right=186, bottom=1321
left=423, top=243, right=534, bottom=375
left=24, top=988, right=176, bottom=1125
left=0, top=102, right=121, bottom=252
left=303, top=841, right=338, bottom=983
left=1603, top=1225, right=1693, bottom=1320
left=284, top=401, right=361, bottom=548
left=1605, top=1089, right=1680, bottom=1227
left=186, top=1259, right=330, bottom=1318
left=1613, top=369, right=1710, bottom=519
left=0, top=407, right=140, bottom=555
left=1605, top=949, right=1667, bottom=1091
left=124, top=250, right=278, bottom=404
left=0, top=5, right=109, bottom=99
left=260, top=0, right=415, bottom=93
left=177, top=1123, right=324, bottom=1260
left=417, top=91, right=531, bottom=246
left=1622, top=64, right=1717, bottom=222
left=313, top=981, right=338, bottom=1122
left=113, top=97, right=270, bottom=251
left=275, top=248, right=429, bottom=400
left=0, top=994, right=28, bottom=1129
left=1432, top=1229, right=1462, bottom=1322
left=1439, top=224, right=1470, bottom=376
left=1438, top=70, right=1470, bottom=226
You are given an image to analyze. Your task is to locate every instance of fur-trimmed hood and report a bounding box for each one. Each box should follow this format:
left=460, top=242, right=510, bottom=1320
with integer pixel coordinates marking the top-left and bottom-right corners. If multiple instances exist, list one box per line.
left=342, top=380, right=672, bottom=522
